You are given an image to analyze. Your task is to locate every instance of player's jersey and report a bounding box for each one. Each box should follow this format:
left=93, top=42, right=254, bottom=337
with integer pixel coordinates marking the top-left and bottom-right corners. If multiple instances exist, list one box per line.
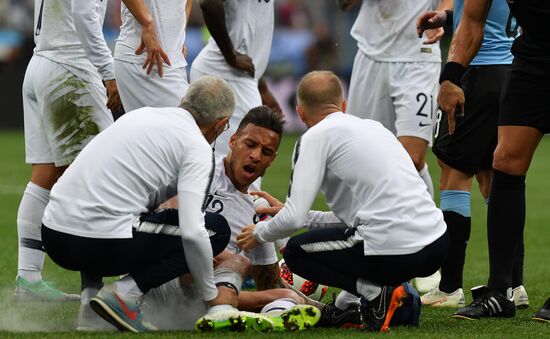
left=254, top=112, right=446, bottom=256
left=454, top=0, right=515, bottom=65
left=115, top=0, right=188, bottom=68
left=191, top=0, right=275, bottom=81
left=32, top=0, right=109, bottom=82
left=204, top=157, right=260, bottom=253
left=43, top=107, right=217, bottom=300
left=506, top=0, right=550, bottom=63
left=350, top=0, right=441, bottom=62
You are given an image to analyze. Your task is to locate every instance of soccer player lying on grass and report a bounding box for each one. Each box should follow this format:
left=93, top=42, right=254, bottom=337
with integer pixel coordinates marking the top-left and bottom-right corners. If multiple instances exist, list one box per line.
left=237, top=71, right=448, bottom=332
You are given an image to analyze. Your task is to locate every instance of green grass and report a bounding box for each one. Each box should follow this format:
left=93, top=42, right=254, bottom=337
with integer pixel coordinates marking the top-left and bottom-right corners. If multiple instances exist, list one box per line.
left=0, top=130, right=549, bottom=337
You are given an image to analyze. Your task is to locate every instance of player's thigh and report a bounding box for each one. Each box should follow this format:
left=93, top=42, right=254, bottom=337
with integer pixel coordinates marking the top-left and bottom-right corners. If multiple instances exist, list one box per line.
left=246, top=241, right=278, bottom=266
left=391, top=61, right=440, bottom=145
left=38, top=66, right=113, bottom=167
left=115, top=61, right=189, bottom=111
left=433, top=65, right=507, bottom=175
left=23, top=56, right=54, bottom=165
left=347, top=52, right=394, bottom=131
left=438, top=159, right=474, bottom=192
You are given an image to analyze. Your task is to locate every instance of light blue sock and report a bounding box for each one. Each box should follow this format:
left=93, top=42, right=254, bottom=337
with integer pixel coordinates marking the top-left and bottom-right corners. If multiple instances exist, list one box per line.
left=440, top=190, right=471, bottom=217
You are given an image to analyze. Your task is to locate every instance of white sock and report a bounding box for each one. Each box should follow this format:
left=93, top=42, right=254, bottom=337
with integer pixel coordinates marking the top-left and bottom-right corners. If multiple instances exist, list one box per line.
left=419, top=163, right=435, bottom=199
left=356, top=279, right=382, bottom=302
left=207, top=304, right=237, bottom=315
left=335, top=290, right=361, bottom=310
left=17, top=182, right=50, bottom=282
left=81, top=287, right=99, bottom=305
left=214, top=267, right=243, bottom=294
left=260, top=298, right=298, bottom=316
left=114, top=275, right=143, bottom=299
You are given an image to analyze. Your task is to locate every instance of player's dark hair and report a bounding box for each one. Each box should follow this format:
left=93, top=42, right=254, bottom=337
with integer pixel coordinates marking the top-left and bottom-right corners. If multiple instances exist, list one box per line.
left=236, top=105, right=285, bottom=137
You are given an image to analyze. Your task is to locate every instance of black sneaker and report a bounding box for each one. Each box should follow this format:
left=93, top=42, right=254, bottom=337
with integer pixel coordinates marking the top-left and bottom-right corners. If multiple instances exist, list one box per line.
left=453, top=287, right=515, bottom=320
left=362, top=284, right=409, bottom=332
left=318, top=300, right=364, bottom=329
left=532, top=297, right=550, bottom=323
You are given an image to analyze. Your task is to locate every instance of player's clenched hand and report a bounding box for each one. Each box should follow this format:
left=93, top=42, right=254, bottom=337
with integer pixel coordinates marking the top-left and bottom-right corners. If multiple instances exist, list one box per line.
left=417, top=10, right=447, bottom=42
left=250, top=191, right=283, bottom=216
left=237, top=224, right=260, bottom=250
left=104, top=79, right=123, bottom=112
left=438, top=80, right=465, bottom=135
left=229, top=52, right=255, bottom=78
left=424, top=28, right=445, bottom=45
left=135, top=23, right=171, bottom=77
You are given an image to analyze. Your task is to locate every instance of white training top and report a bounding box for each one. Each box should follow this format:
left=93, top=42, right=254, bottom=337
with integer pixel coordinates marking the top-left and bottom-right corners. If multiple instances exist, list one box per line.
left=191, top=0, right=274, bottom=81
left=254, top=112, right=446, bottom=256
left=43, top=107, right=218, bottom=301
left=351, top=0, right=441, bottom=62
left=115, top=0, right=188, bottom=69
left=33, top=0, right=113, bottom=82
left=205, top=157, right=260, bottom=252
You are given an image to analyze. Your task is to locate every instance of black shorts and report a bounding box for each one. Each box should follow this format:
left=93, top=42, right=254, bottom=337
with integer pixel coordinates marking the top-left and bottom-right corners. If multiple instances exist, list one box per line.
left=433, top=65, right=510, bottom=174
left=499, top=56, right=550, bottom=133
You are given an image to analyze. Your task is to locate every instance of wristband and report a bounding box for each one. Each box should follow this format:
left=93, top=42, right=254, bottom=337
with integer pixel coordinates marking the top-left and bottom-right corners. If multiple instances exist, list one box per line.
left=439, top=61, right=466, bottom=86
left=445, top=10, right=454, bottom=26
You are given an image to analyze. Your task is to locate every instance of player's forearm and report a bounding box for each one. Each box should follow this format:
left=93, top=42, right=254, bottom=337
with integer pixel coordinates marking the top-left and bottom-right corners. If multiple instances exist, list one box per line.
left=336, top=0, right=360, bottom=11
left=251, top=263, right=281, bottom=291
left=200, top=0, right=238, bottom=65
left=447, top=0, right=491, bottom=66
left=436, top=0, right=454, bottom=11
left=71, top=0, right=114, bottom=80
left=121, top=0, right=154, bottom=30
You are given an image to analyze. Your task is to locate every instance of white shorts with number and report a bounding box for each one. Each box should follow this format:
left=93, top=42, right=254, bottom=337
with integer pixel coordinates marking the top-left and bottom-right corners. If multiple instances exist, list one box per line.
left=190, top=67, right=262, bottom=158
left=115, top=60, right=189, bottom=112
left=23, top=55, right=113, bottom=167
left=347, top=51, right=440, bottom=145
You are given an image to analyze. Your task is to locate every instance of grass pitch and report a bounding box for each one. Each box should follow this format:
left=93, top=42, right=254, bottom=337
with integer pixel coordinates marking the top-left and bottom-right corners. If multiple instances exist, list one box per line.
left=0, top=130, right=549, bottom=338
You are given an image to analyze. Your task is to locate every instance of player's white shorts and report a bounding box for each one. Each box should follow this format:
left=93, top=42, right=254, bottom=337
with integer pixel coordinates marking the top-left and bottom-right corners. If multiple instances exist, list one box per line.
left=190, top=67, right=262, bottom=158
left=347, top=51, right=440, bottom=145
left=114, top=60, right=189, bottom=112
left=23, top=55, right=113, bottom=167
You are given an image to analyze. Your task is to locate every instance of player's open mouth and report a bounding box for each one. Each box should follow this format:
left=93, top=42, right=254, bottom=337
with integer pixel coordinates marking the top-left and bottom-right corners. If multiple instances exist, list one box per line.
left=243, top=164, right=256, bottom=174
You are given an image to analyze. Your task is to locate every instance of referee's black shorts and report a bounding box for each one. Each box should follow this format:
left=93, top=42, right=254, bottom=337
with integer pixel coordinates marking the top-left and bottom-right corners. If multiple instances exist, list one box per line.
left=499, top=56, right=550, bottom=134
left=433, top=65, right=510, bottom=175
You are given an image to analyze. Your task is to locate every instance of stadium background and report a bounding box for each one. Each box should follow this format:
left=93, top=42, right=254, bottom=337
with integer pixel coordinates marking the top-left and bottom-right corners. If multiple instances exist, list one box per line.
left=0, top=0, right=549, bottom=337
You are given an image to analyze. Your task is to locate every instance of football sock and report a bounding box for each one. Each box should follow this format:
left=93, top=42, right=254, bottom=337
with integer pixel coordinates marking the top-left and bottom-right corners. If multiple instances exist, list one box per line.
left=214, top=267, right=243, bottom=294
left=335, top=290, right=361, bottom=310
left=487, top=170, right=525, bottom=295
left=81, top=287, right=99, bottom=305
left=439, top=190, right=471, bottom=293
left=261, top=298, right=298, bottom=315
left=17, top=182, right=50, bottom=282
left=356, top=279, right=382, bottom=302
left=114, top=275, right=143, bottom=299
left=207, top=304, right=237, bottom=314
left=419, top=164, right=435, bottom=199
left=512, top=233, right=525, bottom=288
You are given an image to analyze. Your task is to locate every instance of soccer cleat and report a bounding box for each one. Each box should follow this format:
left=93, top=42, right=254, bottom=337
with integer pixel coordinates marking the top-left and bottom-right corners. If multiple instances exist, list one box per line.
left=414, top=270, right=441, bottom=294
left=195, top=309, right=274, bottom=332
left=271, top=305, right=321, bottom=331
left=532, top=297, right=550, bottom=323
left=362, top=284, right=409, bottom=332
left=76, top=303, right=116, bottom=332
left=89, top=286, right=157, bottom=332
left=453, top=287, right=515, bottom=320
left=390, top=282, right=421, bottom=327
left=512, top=285, right=529, bottom=309
left=318, top=300, right=364, bottom=329
left=421, top=287, right=465, bottom=308
left=14, top=276, right=80, bottom=302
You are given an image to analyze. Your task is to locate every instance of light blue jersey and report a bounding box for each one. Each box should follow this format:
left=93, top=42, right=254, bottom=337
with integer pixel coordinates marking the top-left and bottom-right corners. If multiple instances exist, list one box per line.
left=454, top=0, right=517, bottom=65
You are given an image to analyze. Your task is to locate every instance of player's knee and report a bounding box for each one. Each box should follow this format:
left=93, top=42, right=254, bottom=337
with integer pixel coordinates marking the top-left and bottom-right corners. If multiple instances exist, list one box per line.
left=492, top=147, right=530, bottom=176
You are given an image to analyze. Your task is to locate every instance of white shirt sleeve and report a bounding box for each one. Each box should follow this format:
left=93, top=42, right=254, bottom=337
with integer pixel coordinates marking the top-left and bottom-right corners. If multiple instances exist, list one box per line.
left=177, top=148, right=218, bottom=302
left=72, top=0, right=115, bottom=80
left=304, top=210, right=347, bottom=230
left=254, top=132, right=328, bottom=243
